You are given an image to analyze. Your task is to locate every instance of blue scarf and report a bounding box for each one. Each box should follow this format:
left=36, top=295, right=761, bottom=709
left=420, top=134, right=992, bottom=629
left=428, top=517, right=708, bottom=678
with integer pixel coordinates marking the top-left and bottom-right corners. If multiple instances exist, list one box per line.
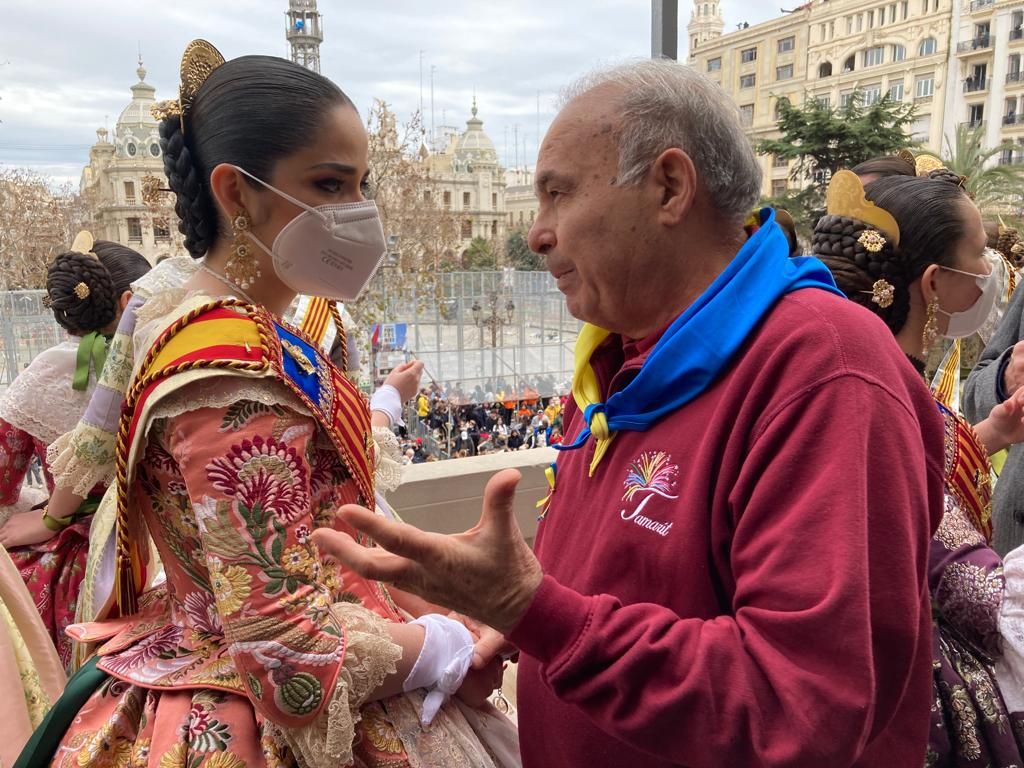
left=556, top=208, right=843, bottom=475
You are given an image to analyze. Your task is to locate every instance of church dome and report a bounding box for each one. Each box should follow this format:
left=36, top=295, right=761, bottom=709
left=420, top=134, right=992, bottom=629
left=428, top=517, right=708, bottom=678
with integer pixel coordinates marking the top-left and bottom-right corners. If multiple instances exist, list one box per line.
left=114, top=63, right=162, bottom=160
left=455, top=100, right=498, bottom=167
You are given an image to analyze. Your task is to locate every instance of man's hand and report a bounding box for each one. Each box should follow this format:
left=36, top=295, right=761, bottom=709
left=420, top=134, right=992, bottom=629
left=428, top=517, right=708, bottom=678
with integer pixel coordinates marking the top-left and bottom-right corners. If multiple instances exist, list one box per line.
left=1005, top=341, right=1024, bottom=397
left=312, top=469, right=543, bottom=634
left=383, top=361, right=425, bottom=404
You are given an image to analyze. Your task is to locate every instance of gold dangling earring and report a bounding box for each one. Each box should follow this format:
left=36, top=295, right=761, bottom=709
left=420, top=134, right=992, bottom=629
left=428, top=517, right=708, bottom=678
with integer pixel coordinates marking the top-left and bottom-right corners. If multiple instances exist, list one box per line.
left=922, top=296, right=940, bottom=357
left=225, top=210, right=261, bottom=291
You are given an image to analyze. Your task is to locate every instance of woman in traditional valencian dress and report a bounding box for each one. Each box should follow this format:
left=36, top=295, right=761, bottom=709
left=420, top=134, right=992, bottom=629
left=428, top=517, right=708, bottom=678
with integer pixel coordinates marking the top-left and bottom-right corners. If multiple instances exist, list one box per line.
left=17, top=40, right=507, bottom=768
left=0, top=236, right=151, bottom=668
left=813, top=166, right=1024, bottom=767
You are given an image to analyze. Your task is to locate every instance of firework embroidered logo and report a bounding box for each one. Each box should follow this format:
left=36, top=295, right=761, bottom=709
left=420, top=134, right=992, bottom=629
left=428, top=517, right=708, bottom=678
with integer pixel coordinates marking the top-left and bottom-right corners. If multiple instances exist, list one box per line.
left=620, top=451, right=679, bottom=537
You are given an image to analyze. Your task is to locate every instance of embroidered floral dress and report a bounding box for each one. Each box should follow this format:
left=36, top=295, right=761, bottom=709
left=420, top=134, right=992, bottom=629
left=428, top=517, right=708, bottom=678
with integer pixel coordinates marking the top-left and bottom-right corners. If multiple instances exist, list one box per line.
left=926, top=402, right=1024, bottom=767
left=51, top=296, right=501, bottom=768
left=0, top=340, right=105, bottom=667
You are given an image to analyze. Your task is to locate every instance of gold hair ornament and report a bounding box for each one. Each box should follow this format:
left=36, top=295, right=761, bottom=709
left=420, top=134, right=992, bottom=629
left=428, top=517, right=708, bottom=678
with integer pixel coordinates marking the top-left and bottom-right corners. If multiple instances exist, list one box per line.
left=858, top=230, right=887, bottom=253
left=826, top=170, right=901, bottom=247
left=869, top=279, right=895, bottom=309
left=149, top=39, right=226, bottom=134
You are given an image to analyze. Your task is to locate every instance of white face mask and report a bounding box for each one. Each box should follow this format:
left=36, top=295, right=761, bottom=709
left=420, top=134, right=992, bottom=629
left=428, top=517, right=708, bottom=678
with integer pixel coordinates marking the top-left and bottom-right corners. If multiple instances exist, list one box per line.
left=936, top=263, right=998, bottom=339
left=233, top=166, right=387, bottom=302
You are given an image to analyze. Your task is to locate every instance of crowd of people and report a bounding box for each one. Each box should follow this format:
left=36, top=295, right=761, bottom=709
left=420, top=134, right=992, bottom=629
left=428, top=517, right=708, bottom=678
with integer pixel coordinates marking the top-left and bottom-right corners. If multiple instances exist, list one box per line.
left=401, top=385, right=566, bottom=461
left=6, top=36, right=1024, bottom=768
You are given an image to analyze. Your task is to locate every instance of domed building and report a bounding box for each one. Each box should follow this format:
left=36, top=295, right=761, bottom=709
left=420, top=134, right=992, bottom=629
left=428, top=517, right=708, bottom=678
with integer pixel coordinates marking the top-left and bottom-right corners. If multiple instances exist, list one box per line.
left=424, top=99, right=508, bottom=253
left=80, top=61, right=187, bottom=263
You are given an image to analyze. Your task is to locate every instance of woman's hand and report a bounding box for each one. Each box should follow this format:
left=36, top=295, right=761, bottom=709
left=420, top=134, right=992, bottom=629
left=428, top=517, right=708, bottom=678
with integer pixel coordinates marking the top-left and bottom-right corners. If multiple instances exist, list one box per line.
left=455, top=656, right=505, bottom=708
left=0, top=510, right=58, bottom=548
left=978, top=388, right=1024, bottom=454
left=384, top=361, right=424, bottom=404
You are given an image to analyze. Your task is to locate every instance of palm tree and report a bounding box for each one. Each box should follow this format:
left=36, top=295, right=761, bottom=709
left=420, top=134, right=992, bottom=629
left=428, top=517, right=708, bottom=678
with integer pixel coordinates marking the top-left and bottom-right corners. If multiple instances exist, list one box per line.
left=942, top=123, right=1024, bottom=213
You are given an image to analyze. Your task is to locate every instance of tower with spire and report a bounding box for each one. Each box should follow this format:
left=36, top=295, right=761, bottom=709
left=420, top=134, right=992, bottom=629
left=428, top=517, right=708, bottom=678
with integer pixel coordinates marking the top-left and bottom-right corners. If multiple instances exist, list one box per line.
left=286, top=0, right=323, bottom=73
left=688, top=1, right=724, bottom=57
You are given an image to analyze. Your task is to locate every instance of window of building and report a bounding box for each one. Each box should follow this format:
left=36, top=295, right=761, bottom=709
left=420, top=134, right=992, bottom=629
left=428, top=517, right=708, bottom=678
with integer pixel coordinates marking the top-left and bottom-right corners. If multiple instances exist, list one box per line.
left=921, top=0, right=927, bottom=12
left=491, top=220, right=498, bottom=236
left=915, top=76, right=935, bottom=98
left=707, top=57, right=721, bottom=72
left=856, top=14, right=863, bottom=32
left=778, top=36, right=795, bottom=53
left=969, top=103, right=985, bottom=125
left=889, top=81, right=905, bottom=101
left=902, top=1, right=909, bottom=19
left=843, top=55, right=856, bottom=73
left=125, top=142, right=137, bottom=157
left=771, top=179, right=788, bottom=196
left=863, top=46, right=884, bottom=67
left=816, top=94, right=831, bottom=108
left=840, top=90, right=854, bottom=108
left=741, top=47, right=757, bottom=63
left=423, top=190, right=432, bottom=203
left=740, top=73, right=756, bottom=88
left=492, top=192, right=498, bottom=209
left=773, top=154, right=790, bottom=168
left=776, top=64, right=794, bottom=81
left=124, top=181, right=136, bottom=205
left=867, top=9, right=874, bottom=28
left=919, top=37, right=937, bottom=56
left=461, top=220, right=472, bottom=238
left=443, top=190, right=451, bottom=208
left=127, top=218, right=142, bottom=242
left=154, top=221, right=170, bottom=241
left=819, top=61, right=833, bottom=78
left=846, top=15, right=853, bottom=35
left=463, top=191, right=471, bottom=209
left=149, top=143, right=160, bottom=157
left=739, top=104, right=754, bottom=127
left=863, top=85, right=882, bottom=106
left=890, top=3, right=897, bottom=23
left=892, top=44, right=906, bottom=62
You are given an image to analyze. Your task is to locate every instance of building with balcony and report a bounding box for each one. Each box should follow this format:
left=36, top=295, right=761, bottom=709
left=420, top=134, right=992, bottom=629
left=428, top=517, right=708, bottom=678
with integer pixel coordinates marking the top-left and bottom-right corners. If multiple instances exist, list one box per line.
left=687, top=0, right=955, bottom=196
left=79, top=62, right=187, bottom=264
left=945, top=0, right=1024, bottom=164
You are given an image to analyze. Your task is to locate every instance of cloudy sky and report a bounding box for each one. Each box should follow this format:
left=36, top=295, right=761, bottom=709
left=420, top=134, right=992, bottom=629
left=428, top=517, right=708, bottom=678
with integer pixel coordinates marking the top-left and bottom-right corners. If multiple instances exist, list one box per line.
left=0, top=1, right=776, bottom=185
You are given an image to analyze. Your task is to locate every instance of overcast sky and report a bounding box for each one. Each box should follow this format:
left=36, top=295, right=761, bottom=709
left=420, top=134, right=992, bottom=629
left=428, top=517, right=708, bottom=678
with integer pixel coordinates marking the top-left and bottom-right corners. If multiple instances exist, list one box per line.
left=0, top=1, right=777, bottom=185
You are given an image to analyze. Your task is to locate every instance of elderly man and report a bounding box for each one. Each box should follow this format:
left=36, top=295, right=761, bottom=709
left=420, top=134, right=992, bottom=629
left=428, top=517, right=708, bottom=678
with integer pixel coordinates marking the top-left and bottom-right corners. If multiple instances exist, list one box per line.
left=314, top=60, right=943, bottom=767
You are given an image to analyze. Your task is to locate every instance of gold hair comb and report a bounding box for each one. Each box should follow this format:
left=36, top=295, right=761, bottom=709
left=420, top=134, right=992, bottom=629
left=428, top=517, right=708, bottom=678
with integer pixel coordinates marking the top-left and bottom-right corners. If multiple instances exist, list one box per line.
left=149, top=39, right=225, bottom=134
left=826, top=170, right=901, bottom=247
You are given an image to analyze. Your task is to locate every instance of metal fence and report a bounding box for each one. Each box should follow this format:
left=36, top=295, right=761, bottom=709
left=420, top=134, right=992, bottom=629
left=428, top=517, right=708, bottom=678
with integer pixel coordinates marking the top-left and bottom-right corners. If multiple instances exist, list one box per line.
left=0, top=291, right=66, bottom=386
left=0, top=271, right=582, bottom=401
left=370, top=270, right=580, bottom=401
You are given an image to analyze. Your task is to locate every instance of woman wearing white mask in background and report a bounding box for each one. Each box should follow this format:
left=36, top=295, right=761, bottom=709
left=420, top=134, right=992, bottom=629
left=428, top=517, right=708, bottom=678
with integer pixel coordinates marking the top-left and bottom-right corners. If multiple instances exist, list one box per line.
left=17, top=40, right=512, bottom=768
left=814, top=167, right=1024, bottom=767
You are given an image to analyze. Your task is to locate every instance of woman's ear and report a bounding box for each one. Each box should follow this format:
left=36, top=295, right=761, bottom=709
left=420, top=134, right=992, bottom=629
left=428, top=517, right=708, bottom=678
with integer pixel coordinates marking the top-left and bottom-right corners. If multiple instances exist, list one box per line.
left=919, top=263, right=941, bottom=304
left=119, top=289, right=133, bottom=313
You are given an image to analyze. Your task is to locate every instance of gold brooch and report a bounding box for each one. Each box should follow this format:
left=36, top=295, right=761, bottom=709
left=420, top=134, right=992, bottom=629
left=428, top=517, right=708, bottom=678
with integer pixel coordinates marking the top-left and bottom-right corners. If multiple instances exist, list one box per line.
left=73, top=282, right=91, bottom=300
left=858, top=230, right=887, bottom=253
left=149, top=40, right=225, bottom=134
left=150, top=100, right=181, bottom=122
left=870, top=279, right=895, bottom=309
left=281, top=340, right=315, bottom=376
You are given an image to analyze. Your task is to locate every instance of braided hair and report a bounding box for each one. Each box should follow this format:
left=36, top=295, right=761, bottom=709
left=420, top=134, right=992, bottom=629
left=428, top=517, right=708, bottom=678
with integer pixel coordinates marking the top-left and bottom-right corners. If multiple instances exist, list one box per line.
left=157, top=55, right=354, bottom=258
left=813, top=173, right=971, bottom=334
left=46, top=241, right=151, bottom=335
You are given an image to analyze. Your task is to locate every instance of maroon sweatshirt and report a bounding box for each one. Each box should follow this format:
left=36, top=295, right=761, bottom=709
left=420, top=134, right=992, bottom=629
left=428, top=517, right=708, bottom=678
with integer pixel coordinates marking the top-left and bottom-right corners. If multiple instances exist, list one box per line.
left=507, top=288, right=945, bottom=768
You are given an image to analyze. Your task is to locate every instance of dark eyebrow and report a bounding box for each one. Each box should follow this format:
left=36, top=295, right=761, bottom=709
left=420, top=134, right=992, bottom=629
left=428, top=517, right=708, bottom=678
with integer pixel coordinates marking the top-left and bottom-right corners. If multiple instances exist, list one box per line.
left=534, top=171, right=571, bottom=195
left=309, top=162, right=359, bottom=174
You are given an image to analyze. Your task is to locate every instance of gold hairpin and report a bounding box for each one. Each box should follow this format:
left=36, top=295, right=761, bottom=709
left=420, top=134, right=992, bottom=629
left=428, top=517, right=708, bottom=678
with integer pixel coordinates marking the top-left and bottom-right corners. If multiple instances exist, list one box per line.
left=148, top=39, right=225, bottom=134
left=858, top=230, right=887, bottom=253
left=869, top=279, right=895, bottom=309
left=826, top=170, right=901, bottom=247
left=70, top=230, right=98, bottom=259
left=73, top=282, right=91, bottom=300
left=913, top=153, right=946, bottom=177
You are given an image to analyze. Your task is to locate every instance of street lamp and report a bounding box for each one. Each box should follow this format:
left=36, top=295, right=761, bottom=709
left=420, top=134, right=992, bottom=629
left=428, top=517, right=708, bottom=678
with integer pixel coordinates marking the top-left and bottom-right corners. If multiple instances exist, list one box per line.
left=471, top=289, right=516, bottom=390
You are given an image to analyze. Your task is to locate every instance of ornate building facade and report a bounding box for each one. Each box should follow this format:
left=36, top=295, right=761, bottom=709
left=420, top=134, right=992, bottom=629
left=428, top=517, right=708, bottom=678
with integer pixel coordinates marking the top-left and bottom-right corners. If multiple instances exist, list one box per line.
left=688, top=0, right=955, bottom=196
left=423, top=101, right=508, bottom=252
left=79, top=62, right=187, bottom=263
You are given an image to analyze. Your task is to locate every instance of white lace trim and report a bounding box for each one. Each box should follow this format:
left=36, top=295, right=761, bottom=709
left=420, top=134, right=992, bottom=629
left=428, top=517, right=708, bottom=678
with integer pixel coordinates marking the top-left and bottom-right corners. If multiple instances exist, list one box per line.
left=373, top=426, right=404, bottom=494
left=995, top=543, right=1024, bottom=712
left=146, top=376, right=311, bottom=425
left=0, top=342, right=93, bottom=446
left=47, top=425, right=117, bottom=496
left=271, top=602, right=401, bottom=768
left=130, top=255, right=198, bottom=301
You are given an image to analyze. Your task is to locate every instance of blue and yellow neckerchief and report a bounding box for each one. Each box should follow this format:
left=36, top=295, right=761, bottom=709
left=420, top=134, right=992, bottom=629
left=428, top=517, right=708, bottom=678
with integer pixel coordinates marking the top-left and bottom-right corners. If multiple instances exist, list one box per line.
left=554, top=209, right=843, bottom=478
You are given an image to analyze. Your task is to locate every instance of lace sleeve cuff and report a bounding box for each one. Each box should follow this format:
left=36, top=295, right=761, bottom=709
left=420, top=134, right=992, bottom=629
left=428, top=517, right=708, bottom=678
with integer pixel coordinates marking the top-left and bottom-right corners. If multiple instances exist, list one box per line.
left=996, top=544, right=1024, bottom=712
left=372, top=426, right=404, bottom=494
left=46, top=424, right=117, bottom=496
left=270, top=602, right=401, bottom=768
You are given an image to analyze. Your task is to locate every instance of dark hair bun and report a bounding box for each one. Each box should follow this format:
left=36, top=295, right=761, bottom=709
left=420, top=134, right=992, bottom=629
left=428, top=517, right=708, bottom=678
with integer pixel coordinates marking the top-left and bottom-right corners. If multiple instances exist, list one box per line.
left=927, top=167, right=966, bottom=188
left=46, top=251, right=118, bottom=334
left=811, top=214, right=912, bottom=333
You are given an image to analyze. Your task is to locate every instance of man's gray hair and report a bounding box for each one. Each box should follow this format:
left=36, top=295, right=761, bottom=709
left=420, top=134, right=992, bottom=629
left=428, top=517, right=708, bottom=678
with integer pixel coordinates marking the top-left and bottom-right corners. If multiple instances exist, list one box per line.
left=561, top=59, right=763, bottom=221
